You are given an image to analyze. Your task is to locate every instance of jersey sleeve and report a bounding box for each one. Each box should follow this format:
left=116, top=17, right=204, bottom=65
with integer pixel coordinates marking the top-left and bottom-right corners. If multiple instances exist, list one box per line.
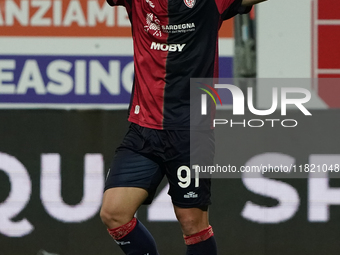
left=107, top=0, right=128, bottom=7
left=106, top=0, right=133, bottom=19
left=215, top=0, right=252, bottom=20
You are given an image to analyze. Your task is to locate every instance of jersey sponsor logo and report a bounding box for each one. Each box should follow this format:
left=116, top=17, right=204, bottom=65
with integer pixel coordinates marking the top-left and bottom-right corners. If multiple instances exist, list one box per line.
left=144, top=13, right=162, bottom=37
left=161, top=23, right=195, bottom=33
left=184, top=0, right=195, bottom=8
left=184, top=191, right=198, bottom=198
left=0, top=0, right=131, bottom=37
left=150, top=42, right=186, bottom=52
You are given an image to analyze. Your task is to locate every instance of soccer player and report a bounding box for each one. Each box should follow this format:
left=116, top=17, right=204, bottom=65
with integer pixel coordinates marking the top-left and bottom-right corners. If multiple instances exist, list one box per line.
left=100, top=0, right=268, bottom=254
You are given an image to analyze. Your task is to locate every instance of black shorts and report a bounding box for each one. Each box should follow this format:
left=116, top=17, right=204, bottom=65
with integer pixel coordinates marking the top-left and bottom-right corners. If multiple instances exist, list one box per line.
left=105, top=123, right=215, bottom=208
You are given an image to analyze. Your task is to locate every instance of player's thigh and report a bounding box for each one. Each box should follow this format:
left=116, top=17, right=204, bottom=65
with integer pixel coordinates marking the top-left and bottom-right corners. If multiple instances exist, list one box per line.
left=105, top=147, right=164, bottom=202
left=101, top=148, right=164, bottom=228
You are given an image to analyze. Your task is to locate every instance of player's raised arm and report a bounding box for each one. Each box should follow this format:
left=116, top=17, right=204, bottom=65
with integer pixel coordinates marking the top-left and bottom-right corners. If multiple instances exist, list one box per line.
left=106, top=0, right=126, bottom=6
left=242, top=0, right=268, bottom=6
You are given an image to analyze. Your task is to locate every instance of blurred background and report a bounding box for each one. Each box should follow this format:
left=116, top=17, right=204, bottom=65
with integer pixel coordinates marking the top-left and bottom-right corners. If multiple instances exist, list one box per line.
left=0, top=0, right=340, bottom=254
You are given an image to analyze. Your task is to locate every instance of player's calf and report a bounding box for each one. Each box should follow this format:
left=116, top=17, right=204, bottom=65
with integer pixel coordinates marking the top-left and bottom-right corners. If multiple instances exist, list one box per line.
left=184, top=226, right=217, bottom=255
left=174, top=206, right=217, bottom=255
left=101, top=207, right=160, bottom=255
left=101, top=187, right=159, bottom=255
left=107, top=217, right=160, bottom=255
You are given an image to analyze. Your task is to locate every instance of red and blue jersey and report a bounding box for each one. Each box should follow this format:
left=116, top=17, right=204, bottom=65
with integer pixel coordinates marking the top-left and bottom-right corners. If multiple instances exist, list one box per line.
left=107, top=0, right=250, bottom=129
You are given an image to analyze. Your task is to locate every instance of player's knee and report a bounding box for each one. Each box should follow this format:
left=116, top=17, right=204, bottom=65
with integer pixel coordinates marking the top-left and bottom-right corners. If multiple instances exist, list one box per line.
left=177, top=214, right=202, bottom=236
left=99, top=207, right=115, bottom=227
left=175, top=207, right=209, bottom=236
left=100, top=206, right=132, bottom=229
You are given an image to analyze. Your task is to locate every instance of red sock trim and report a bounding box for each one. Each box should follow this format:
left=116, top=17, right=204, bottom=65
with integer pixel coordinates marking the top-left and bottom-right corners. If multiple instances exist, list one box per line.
left=184, top=226, right=214, bottom=245
left=107, top=218, right=137, bottom=240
